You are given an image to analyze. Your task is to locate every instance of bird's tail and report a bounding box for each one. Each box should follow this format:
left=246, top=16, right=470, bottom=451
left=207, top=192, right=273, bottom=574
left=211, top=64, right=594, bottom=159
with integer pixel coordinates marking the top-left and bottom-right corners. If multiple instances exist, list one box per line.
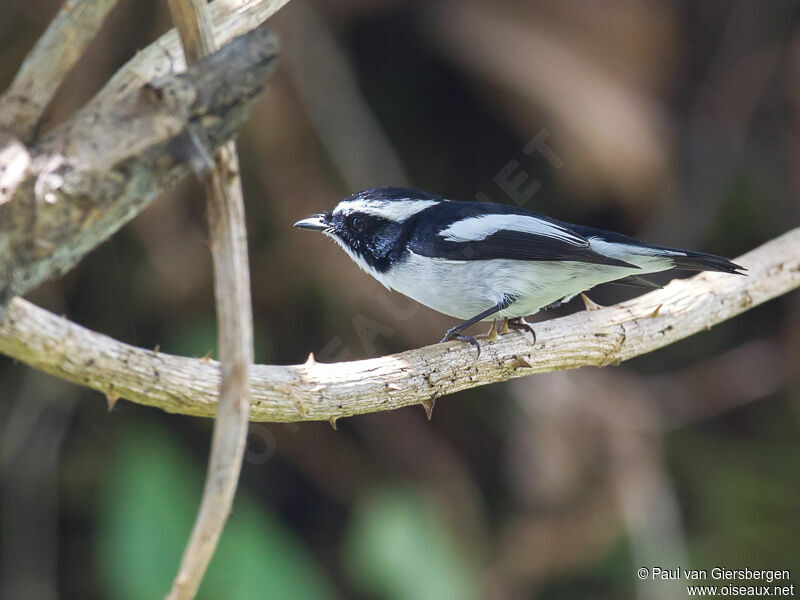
left=668, top=249, right=746, bottom=274
left=574, top=225, right=746, bottom=275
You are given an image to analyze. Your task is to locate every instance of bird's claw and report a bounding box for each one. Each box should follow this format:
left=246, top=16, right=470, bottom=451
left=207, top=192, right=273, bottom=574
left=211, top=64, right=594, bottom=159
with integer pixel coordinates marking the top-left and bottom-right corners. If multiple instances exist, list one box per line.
left=440, top=316, right=535, bottom=357
left=506, top=317, right=536, bottom=343
left=440, top=329, right=482, bottom=358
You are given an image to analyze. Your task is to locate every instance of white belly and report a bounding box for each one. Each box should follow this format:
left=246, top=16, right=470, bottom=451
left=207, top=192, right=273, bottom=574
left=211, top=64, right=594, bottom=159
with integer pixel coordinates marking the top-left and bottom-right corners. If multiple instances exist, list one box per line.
left=373, top=252, right=655, bottom=320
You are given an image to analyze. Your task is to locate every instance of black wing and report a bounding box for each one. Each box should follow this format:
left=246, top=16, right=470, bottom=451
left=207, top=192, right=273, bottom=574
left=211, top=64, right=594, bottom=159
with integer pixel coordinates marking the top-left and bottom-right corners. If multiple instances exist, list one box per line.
left=408, top=201, right=638, bottom=268
left=570, top=223, right=745, bottom=274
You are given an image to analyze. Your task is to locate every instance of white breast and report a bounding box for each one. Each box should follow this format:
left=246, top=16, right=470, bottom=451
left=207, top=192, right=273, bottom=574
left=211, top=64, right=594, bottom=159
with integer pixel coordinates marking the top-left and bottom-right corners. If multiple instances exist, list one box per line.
left=339, top=243, right=674, bottom=322
left=374, top=252, right=648, bottom=320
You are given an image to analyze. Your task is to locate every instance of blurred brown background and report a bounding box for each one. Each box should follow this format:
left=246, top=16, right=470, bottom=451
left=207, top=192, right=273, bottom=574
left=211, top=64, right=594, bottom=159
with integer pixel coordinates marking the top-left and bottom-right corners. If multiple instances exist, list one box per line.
left=1, top=0, right=799, bottom=599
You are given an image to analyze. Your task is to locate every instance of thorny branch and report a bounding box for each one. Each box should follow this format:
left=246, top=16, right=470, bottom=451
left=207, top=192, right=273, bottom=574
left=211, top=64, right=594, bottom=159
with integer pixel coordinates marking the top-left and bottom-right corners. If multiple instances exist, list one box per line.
left=0, top=3, right=797, bottom=598
left=0, top=229, right=798, bottom=424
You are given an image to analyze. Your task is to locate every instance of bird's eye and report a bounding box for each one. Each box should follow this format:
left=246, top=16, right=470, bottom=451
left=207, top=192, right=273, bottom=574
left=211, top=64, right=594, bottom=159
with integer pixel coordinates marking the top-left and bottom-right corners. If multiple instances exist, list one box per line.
left=350, top=216, right=367, bottom=232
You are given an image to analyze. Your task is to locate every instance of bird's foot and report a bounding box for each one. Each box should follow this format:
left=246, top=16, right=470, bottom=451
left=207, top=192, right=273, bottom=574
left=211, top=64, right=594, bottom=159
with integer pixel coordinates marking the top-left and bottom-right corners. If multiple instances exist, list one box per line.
left=506, top=317, right=536, bottom=344
left=486, top=319, right=500, bottom=341
left=440, top=328, right=482, bottom=358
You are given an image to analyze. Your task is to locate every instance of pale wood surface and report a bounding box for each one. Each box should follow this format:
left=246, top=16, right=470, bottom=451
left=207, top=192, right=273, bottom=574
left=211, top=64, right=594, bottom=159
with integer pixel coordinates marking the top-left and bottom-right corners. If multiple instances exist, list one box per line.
left=163, top=2, right=255, bottom=598
left=0, top=0, right=121, bottom=141
left=0, top=5, right=281, bottom=313
left=1, top=229, right=797, bottom=423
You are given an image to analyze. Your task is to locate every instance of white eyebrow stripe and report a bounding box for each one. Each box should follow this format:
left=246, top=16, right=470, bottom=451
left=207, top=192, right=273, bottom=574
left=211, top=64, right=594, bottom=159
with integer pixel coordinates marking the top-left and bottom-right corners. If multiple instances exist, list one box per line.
left=337, top=199, right=439, bottom=221
left=438, top=214, right=586, bottom=245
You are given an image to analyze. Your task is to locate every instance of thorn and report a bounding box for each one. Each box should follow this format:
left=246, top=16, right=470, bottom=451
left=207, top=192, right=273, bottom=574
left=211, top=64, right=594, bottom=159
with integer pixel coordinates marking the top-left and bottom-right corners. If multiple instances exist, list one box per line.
left=514, top=355, right=533, bottom=369
left=487, top=319, right=499, bottom=341
left=581, top=293, right=603, bottom=311
left=106, top=391, right=120, bottom=411
left=421, top=396, right=436, bottom=421
left=153, top=344, right=160, bottom=355
left=500, top=317, right=510, bottom=335
left=203, top=350, right=212, bottom=363
left=648, top=304, right=663, bottom=317
left=305, top=352, right=316, bottom=366
left=329, top=417, right=338, bottom=431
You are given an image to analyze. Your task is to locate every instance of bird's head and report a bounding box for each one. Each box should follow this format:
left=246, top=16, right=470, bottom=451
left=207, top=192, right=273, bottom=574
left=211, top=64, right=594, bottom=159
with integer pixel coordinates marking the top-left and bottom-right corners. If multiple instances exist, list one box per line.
left=294, top=187, right=442, bottom=272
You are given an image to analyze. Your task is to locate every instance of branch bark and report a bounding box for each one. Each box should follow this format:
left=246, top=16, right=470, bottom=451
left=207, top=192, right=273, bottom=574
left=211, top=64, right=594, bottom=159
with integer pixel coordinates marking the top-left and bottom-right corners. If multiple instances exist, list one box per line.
left=87, top=0, right=291, bottom=112
left=163, top=1, right=254, bottom=599
left=0, top=0, right=121, bottom=142
left=0, top=2, right=284, bottom=314
left=0, top=2, right=280, bottom=597
left=1, top=229, right=798, bottom=423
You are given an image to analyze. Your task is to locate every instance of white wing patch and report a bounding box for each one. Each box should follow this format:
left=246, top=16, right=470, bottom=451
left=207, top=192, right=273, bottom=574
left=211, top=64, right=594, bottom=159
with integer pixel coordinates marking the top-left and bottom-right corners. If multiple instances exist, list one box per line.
left=438, top=214, right=586, bottom=245
left=336, top=198, right=439, bottom=221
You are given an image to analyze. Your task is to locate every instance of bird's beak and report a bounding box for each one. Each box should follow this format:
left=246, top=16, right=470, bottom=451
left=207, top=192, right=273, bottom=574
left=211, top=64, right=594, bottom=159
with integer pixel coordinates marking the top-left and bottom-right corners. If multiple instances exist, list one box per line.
left=293, top=214, right=328, bottom=231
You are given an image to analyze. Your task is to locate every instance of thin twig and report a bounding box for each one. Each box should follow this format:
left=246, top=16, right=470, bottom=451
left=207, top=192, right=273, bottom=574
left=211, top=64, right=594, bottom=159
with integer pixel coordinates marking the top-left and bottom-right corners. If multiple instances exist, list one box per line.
left=0, top=229, right=797, bottom=423
left=0, top=1, right=288, bottom=312
left=88, top=0, right=291, bottom=110
left=0, top=24, right=279, bottom=312
left=0, top=0, right=121, bottom=142
left=164, top=1, right=254, bottom=598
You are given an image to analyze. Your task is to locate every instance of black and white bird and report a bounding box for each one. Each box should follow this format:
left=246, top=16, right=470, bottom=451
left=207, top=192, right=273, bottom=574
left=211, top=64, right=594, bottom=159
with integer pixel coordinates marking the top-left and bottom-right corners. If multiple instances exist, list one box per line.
left=295, top=187, right=744, bottom=354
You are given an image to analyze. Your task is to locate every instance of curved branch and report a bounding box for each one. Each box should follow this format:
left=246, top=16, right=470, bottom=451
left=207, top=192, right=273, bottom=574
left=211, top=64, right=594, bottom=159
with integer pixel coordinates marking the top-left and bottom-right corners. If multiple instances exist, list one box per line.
left=1, top=229, right=798, bottom=422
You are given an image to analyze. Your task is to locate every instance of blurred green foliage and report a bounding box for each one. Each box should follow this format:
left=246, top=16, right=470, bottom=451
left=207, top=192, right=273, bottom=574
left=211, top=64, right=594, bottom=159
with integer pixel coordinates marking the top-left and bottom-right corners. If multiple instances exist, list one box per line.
left=97, top=426, right=484, bottom=600
left=343, top=488, right=479, bottom=600
left=98, top=427, right=339, bottom=600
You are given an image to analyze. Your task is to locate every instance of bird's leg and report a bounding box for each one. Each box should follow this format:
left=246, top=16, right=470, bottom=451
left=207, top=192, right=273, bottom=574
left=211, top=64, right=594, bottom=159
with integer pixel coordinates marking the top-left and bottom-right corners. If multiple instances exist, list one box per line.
left=506, top=317, right=536, bottom=344
left=440, top=299, right=512, bottom=358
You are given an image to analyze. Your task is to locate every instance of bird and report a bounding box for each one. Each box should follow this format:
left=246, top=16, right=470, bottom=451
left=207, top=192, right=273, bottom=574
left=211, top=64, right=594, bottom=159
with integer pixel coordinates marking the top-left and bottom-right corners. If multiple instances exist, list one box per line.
left=294, top=187, right=745, bottom=355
